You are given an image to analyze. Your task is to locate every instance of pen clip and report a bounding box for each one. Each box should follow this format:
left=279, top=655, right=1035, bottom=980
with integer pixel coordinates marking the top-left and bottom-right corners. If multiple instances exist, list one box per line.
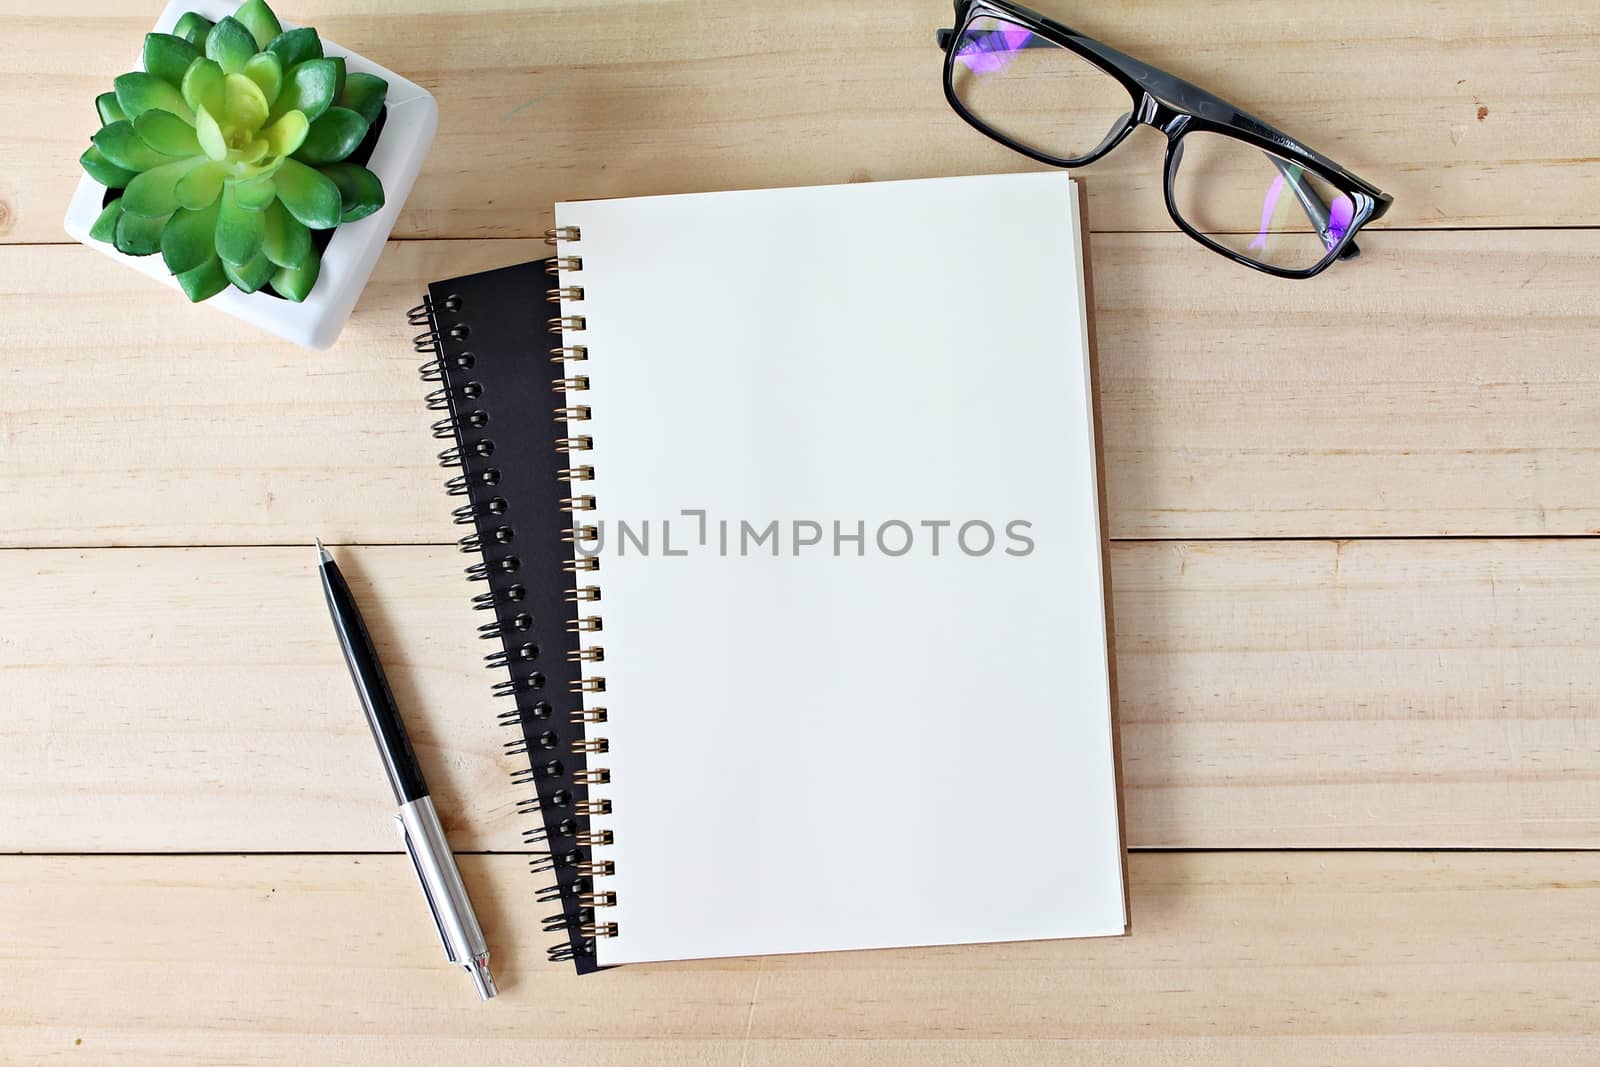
left=396, top=813, right=456, bottom=962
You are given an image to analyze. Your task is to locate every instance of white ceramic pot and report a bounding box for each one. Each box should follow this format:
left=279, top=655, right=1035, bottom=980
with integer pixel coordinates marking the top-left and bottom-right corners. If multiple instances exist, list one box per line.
left=62, top=0, right=437, bottom=349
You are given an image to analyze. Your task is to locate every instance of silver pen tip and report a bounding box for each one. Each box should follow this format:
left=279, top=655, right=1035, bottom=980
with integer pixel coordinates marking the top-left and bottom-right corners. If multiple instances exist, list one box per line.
left=467, top=952, right=498, bottom=1000
left=315, top=537, right=332, bottom=564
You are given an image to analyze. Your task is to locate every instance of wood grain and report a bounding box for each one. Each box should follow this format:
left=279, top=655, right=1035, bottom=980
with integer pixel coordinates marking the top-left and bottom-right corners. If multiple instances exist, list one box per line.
left=0, top=240, right=534, bottom=550
left=5, top=0, right=1598, bottom=244
left=1094, top=231, right=1600, bottom=538
left=3, top=851, right=1597, bottom=1064
left=1114, top=539, right=1600, bottom=847
left=5, top=540, right=1596, bottom=853
left=3, top=231, right=1596, bottom=547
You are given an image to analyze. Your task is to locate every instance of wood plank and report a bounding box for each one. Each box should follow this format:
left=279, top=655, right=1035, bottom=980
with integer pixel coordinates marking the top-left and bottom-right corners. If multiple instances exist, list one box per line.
left=5, top=0, right=1597, bottom=244
left=0, top=239, right=531, bottom=549
left=4, top=540, right=1596, bottom=853
left=3, top=231, right=1596, bottom=546
left=1, top=545, right=511, bottom=852
left=2, top=852, right=1597, bottom=1064
left=1094, top=230, right=1600, bottom=538
left=1115, top=539, right=1600, bottom=847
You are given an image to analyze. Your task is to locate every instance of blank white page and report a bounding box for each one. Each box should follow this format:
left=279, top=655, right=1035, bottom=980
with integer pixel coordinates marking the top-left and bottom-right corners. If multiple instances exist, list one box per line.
left=555, top=173, right=1124, bottom=965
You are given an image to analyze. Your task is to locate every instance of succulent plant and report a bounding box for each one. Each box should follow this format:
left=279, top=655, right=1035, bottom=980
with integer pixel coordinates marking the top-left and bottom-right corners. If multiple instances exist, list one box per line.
left=79, top=0, right=388, bottom=302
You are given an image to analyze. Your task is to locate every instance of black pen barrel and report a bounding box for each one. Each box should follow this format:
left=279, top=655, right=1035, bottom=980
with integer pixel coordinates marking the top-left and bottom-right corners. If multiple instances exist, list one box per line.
left=319, top=553, right=430, bottom=804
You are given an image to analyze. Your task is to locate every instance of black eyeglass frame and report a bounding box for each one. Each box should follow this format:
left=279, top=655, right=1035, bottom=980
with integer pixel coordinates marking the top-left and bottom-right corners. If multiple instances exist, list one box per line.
left=938, top=0, right=1394, bottom=278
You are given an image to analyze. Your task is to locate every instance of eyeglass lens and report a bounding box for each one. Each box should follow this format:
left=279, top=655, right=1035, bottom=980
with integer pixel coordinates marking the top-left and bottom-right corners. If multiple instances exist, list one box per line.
left=949, top=16, right=1132, bottom=164
left=1169, top=132, right=1356, bottom=272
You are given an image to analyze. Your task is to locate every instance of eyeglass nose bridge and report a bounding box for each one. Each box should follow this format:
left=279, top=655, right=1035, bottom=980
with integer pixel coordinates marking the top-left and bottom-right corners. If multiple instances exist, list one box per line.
left=1133, top=93, right=1191, bottom=138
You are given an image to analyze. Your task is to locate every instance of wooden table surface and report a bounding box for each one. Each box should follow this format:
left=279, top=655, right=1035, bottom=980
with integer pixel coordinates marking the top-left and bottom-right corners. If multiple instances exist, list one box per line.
left=4, top=1, right=1598, bottom=1063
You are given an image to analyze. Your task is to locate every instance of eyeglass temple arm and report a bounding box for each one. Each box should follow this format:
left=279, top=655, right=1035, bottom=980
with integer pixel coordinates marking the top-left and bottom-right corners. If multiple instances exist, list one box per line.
left=936, top=25, right=1361, bottom=260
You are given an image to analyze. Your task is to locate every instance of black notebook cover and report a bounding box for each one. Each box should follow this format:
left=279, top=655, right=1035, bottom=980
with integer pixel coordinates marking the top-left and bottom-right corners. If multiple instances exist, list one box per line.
left=411, top=262, right=605, bottom=973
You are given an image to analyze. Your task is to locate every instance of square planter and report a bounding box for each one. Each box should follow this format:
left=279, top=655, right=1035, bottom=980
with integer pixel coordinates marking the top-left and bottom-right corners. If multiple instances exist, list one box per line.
left=62, top=0, right=437, bottom=349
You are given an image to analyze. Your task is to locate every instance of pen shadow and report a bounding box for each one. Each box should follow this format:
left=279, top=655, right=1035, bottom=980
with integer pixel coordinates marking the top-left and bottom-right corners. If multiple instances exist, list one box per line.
left=461, top=854, right=527, bottom=993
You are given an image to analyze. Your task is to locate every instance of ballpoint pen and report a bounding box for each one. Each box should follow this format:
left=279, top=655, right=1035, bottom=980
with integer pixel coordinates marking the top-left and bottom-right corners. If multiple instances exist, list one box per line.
left=315, top=539, right=498, bottom=1000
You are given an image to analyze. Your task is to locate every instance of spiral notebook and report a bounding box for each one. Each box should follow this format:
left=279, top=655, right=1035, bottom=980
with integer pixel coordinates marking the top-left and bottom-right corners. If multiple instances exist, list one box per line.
left=412, top=172, right=1126, bottom=972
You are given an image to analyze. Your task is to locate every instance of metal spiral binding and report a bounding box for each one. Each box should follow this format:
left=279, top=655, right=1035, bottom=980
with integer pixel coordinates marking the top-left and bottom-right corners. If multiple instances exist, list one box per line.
left=523, top=821, right=574, bottom=848
left=435, top=410, right=488, bottom=439
left=548, top=939, right=593, bottom=963
left=445, top=468, right=500, bottom=498
left=412, top=293, right=467, bottom=381
left=459, top=525, right=513, bottom=555
left=542, top=225, right=615, bottom=963
left=537, top=873, right=586, bottom=903
left=455, top=496, right=510, bottom=527
left=414, top=244, right=613, bottom=972
left=518, top=793, right=561, bottom=817
left=471, top=581, right=524, bottom=608
left=464, top=555, right=517, bottom=581
left=408, top=294, right=458, bottom=327
left=439, top=440, right=494, bottom=469
left=483, top=637, right=537, bottom=664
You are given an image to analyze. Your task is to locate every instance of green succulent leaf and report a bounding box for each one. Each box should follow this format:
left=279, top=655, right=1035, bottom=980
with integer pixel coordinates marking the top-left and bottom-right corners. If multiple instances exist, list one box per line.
left=173, top=12, right=215, bottom=48
left=89, top=197, right=125, bottom=243
left=182, top=57, right=226, bottom=118
left=260, top=110, right=309, bottom=158
left=266, top=27, right=322, bottom=70
left=243, top=52, right=283, bottom=108
left=317, top=162, right=385, bottom=223
left=80, top=145, right=138, bottom=188
left=206, top=17, right=257, bottom=75
left=261, top=200, right=311, bottom=269
left=93, top=120, right=176, bottom=172
left=271, top=58, right=338, bottom=123
left=120, top=156, right=207, bottom=217
left=175, top=252, right=229, bottom=302
left=233, top=174, right=277, bottom=210
left=234, top=0, right=283, bottom=51
left=96, top=91, right=128, bottom=125
left=223, top=72, right=270, bottom=131
left=114, top=71, right=195, bottom=123
left=338, top=72, right=388, bottom=126
left=271, top=157, right=342, bottom=229
left=228, top=139, right=271, bottom=169
left=225, top=154, right=280, bottom=184
left=160, top=198, right=222, bottom=274
left=270, top=241, right=321, bottom=302
left=195, top=105, right=228, bottom=161
left=225, top=249, right=276, bottom=293
left=294, top=107, right=367, bottom=165
left=175, top=160, right=227, bottom=210
left=143, top=32, right=201, bottom=89
left=114, top=207, right=171, bottom=256
left=216, top=186, right=266, bottom=266
left=328, top=56, right=347, bottom=100
left=133, top=109, right=202, bottom=157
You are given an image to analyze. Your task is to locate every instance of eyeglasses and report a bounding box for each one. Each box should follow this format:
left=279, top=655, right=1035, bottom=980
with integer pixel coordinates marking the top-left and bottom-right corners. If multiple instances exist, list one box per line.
left=938, top=0, right=1393, bottom=278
